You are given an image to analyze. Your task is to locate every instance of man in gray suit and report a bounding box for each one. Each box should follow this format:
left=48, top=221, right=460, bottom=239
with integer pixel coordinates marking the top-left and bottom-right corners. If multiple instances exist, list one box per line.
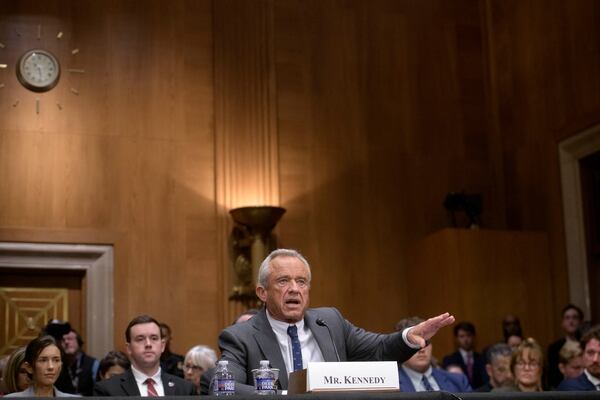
left=218, top=248, right=455, bottom=393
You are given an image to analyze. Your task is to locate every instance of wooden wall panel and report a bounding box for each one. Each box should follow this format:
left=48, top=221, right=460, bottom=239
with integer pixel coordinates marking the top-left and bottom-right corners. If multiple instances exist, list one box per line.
left=1, top=0, right=599, bottom=361
left=0, top=0, right=218, bottom=356
left=275, top=0, right=497, bottom=334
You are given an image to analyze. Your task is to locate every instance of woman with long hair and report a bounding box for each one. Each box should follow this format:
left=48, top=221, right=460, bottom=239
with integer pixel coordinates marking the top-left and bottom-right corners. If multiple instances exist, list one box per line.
left=2, top=347, right=30, bottom=394
left=5, top=335, right=78, bottom=397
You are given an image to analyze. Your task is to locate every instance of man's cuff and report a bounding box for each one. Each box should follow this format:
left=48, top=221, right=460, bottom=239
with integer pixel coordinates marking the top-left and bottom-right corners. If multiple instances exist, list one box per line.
left=402, top=327, right=421, bottom=349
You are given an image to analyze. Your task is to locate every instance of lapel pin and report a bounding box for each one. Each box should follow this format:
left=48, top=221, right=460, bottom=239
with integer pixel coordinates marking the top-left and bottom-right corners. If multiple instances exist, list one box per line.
left=168, top=382, right=175, bottom=387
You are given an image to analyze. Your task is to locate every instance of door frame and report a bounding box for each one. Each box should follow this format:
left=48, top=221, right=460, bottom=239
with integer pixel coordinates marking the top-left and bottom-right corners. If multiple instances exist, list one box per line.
left=559, top=124, right=600, bottom=320
left=0, top=242, right=113, bottom=358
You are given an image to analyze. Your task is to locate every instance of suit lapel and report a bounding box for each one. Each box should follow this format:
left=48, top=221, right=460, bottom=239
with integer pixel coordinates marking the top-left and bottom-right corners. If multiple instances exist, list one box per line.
left=304, top=309, right=338, bottom=362
left=398, top=367, right=416, bottom=392
left=120, top=370, right=141, bottom=396
left=431, top=369, right=448, bottom=391
left=162, top=373, right=176, bottom=395
left=253, top=309, right=290, bottom=388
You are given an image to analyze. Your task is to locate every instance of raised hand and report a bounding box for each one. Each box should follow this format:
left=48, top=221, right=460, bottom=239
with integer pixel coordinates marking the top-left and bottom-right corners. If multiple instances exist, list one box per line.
left=406, top=312, right=455, bottom=348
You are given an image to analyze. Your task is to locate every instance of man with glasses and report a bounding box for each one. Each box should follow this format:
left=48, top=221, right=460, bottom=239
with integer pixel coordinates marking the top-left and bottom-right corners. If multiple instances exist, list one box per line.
left=558, top=325, right=600, bottom=391
left=94, top=315, right=195, bottom=396
left=217, top=248, right=456, bottom=393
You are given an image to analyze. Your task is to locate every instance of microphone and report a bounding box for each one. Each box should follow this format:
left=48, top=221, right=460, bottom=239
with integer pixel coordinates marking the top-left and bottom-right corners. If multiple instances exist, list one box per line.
left=316, top=318, right=341, bottom=362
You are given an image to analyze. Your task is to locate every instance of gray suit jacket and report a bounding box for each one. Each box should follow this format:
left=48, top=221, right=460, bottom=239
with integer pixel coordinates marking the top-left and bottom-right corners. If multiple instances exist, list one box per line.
left=5, top=386, right=80, bottom=397
left=218, top=307, right=418, bottom=392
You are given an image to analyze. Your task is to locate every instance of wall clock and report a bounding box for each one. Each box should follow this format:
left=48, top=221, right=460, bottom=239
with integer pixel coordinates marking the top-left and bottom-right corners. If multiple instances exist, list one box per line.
left=16, top=49, right=61, bottom=92
left=0, top=25, right=84, bottom=114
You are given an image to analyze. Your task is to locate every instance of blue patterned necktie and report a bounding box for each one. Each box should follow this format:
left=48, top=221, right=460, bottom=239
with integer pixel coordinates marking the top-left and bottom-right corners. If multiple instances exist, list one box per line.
left=421, top=374, right=434, bottom=391
left=287, top=325, right=303, bottom=371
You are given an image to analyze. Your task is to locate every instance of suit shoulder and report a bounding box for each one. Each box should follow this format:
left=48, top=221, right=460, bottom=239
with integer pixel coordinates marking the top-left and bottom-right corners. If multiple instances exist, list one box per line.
left=163, top=372, right=195, bottom=393
left=442, top=351, right=461, bottom=365
left=557, top=374, right=593, bottom=391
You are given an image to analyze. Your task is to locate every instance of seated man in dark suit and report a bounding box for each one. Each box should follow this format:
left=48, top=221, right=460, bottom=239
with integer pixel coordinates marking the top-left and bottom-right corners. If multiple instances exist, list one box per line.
left=218, top=248, right=455, bottom=393
left=476, top=343, right=513, bottom=392
left=94, top=315, right=195, bottom=396
left=396, top=317, right=471, bottom=393
left=558, top=325, right=600, bottom=391
left=547, top=304, right=584, bottom=389
left=442, top=321, right=488, bottom=389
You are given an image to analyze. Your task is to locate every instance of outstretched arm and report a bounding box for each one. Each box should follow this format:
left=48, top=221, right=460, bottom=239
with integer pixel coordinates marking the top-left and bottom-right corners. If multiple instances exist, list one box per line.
left=406, top=312, right=455, bottom=348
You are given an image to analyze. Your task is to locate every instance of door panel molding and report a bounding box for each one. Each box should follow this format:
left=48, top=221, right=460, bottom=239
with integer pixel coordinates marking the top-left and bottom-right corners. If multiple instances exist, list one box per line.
left=0, top=242, right=113, bottom=358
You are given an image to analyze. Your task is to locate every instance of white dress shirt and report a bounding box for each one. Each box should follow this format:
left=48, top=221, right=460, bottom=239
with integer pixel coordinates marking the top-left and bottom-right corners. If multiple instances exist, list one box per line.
left=131, top=365, right=165, bottom=396
left=265, top=310, right=419, bottom=376
left=401, top=365, right=440, bottom=392
left=266, top=310, right=325, bottom=375
left=584, top=369, right=600, bottom=390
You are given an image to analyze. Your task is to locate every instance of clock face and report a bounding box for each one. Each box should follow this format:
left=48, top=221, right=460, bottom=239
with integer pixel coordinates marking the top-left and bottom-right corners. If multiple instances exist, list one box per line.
left=16, top=49, right=61, bottom=92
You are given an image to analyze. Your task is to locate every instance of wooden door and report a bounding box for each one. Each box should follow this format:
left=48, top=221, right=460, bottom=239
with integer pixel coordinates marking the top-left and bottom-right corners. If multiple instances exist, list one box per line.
left=0, top=268, right=84, bottom=357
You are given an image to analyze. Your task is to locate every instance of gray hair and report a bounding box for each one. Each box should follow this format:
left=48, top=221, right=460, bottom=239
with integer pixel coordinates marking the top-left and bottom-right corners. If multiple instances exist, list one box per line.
left=486, top=342, right=513, bottom=364
left=184, top=345, right=217, bottom=371
left=257, top=249, right=311, bottom=288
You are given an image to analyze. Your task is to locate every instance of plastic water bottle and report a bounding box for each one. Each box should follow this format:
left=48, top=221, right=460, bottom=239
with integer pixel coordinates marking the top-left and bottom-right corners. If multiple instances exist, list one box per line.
left=213, top=360, right=235, bottom=396
left=254, top=360, right=276, bottom=395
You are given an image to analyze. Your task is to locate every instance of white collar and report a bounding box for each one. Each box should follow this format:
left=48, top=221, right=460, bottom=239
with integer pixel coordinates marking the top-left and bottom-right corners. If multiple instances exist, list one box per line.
left=402, top=364, right=433, bottom=380
left=584, top=369, right=600, bottom=387
left=266, top=309, right=305, bottom=334
left=131, top=364, right=162, bottom=383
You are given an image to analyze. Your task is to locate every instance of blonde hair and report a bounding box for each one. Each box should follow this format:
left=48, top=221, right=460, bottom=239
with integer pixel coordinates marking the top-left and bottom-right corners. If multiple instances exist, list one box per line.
left=559, top=341, right=582, bottom=364
left=511, top=338, right=543, bottom=391
left=2, top=347, right=27, bottom=393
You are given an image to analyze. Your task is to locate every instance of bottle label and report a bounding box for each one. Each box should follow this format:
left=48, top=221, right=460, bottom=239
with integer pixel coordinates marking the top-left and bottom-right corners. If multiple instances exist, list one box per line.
left=217, top=378, right=235, bottom=393
left=256, top=377, right=275, bottom=391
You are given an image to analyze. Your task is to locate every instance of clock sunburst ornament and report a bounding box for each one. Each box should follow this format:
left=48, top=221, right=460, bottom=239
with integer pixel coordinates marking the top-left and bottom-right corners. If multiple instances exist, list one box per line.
left=0, top=24, right=85, bottom=114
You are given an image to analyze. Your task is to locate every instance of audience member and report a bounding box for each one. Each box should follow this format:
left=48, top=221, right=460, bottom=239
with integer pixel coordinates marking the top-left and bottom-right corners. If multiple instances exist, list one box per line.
left=200, top=309, right=258, bottom=394
left=558, top=341, right=584, bottom=381
left=218, top=249, right=454, bottom=393
left=547, top=304, right=584, bottom=388
left=557, top=324, right=600, bottom=391
left=442, top=321, right=488, bottom=389
left=233, top=308, right=259, bottom=325
left=0, top=354, right=9, bottom=394
left=502, top=314, right=522, bottom=341
left=93, top=314, right=194, bottom=396
left=96, top=351, right=130, bottom=381
left=495, top=338, right=544, bottom=392
left=507, top=334, right=523, bottom=350
left=5, top=335, right=78, bottom=397
left=2, top=347, right=29, bottom=394
left=183, top=345, right=217, bottom=394
left=397, top=317, right=471, bottom=393
left=476, top=343, right=513, bottom=392
left=54, top=329, right=100, bottom=396
left=159, top=323, right=184, bottom=378
left=445, top=364, right=465, bottom=375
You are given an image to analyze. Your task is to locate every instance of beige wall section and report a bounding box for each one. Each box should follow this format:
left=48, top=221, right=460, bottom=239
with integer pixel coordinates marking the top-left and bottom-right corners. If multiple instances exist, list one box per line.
left=0, top=1, right=218, bottom=354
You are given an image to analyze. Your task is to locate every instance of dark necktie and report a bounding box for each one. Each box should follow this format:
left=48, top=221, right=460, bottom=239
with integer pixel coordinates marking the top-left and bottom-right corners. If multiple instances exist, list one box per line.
left=287, top=325, right=303, bottom=371
left=466, top=353, right=474, bottom=382
left=421, top=374, right=434, bottom=391
left=145, top=378, right=159, bottom=397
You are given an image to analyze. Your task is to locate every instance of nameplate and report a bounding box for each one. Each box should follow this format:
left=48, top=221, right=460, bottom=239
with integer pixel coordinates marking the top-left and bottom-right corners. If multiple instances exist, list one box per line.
left=306, top=361, right=399, bottom=392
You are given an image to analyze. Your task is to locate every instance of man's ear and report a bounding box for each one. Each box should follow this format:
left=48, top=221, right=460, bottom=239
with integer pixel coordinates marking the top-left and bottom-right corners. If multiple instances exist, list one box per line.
left=126, top=342, right=132, bottom=357
left=256, top=285, right=267, bottom=303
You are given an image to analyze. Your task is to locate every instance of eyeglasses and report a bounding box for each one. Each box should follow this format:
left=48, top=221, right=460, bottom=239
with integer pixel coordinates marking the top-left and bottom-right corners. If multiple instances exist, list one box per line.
left=515, top=360, right=540, bottom=369
left=183, top=364, right=203, bottom=372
